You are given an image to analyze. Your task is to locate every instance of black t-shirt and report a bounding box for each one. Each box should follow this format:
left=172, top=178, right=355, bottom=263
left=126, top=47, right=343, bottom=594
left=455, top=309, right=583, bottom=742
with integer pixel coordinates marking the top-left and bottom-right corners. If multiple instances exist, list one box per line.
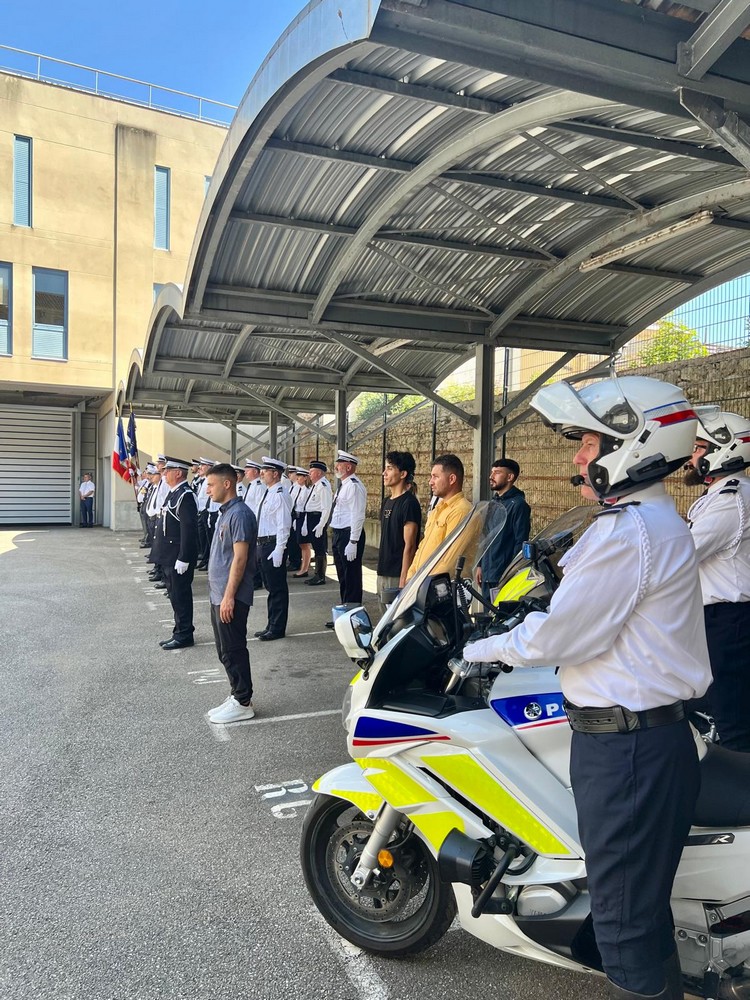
left=378, top=491, right=422, bottom=576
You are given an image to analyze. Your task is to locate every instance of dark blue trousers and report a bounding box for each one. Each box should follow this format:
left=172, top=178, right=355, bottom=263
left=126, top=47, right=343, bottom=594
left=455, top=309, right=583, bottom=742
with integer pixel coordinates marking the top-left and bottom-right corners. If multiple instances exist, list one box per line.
left=80, top=497, right=94, bottom=526
left=570, top=718, right=699, bottom=995
left=258, top=539, right=288, bottom=637
left=210, top=600, right=252, bottom=705
left=705, top=602, right=750, bottom=752
left=331, top=527, right=365, bottom=604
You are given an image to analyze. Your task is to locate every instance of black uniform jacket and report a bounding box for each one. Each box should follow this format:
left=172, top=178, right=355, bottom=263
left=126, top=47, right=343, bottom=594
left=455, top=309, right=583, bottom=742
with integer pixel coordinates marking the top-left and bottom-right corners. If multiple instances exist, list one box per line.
left=153, top=483, right=199, bottom=567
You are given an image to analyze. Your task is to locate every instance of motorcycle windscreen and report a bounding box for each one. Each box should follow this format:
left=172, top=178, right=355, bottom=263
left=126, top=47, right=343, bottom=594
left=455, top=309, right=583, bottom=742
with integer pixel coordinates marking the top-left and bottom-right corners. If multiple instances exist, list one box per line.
left=494, top=504, right=597, bottom=600
left=374, top=501, right=507, bottom=643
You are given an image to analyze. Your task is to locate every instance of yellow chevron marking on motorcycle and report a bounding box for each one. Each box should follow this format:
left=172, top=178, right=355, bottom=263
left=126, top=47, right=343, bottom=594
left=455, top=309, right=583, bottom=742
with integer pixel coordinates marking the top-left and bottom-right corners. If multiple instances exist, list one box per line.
left=495, top=568, right=535, bottom=604
left=410, top=811, right=465, bottom=851
left=328, top=789, right=384, bottom=814
left=420, top=753, right=571, bottom=856
left=350, top=671, right=362, bottom=685
left=355, top=758, right=437, bottom=809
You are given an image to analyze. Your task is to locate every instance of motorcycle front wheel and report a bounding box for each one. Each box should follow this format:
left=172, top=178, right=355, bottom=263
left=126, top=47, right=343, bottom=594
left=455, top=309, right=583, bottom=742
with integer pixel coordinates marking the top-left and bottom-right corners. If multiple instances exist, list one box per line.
left=301, top=793, right=457, bottom=957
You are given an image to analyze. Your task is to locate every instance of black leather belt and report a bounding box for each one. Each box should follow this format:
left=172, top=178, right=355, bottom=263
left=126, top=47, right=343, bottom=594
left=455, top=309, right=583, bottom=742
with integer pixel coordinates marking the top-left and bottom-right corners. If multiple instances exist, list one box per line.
left=257, top=535, right=277, bottom=545
left=564, top=700, right=686, bottom=734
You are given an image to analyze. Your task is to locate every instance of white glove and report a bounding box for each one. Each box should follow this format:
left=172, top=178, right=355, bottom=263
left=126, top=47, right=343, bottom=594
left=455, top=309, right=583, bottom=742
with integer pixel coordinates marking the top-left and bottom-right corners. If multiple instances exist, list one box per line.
left=313, top=522, right=325, bottom=539
left=175, top=560, right=189, bottom=575
left=268, top=545, right=285, bottom=568
left=344, top=540, right=358, bottom=562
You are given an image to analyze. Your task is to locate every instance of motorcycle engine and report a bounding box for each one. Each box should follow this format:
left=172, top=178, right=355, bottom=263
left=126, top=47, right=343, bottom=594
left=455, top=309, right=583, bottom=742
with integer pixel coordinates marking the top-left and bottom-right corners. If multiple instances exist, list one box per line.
left=515, top=882, right=578, bottom=917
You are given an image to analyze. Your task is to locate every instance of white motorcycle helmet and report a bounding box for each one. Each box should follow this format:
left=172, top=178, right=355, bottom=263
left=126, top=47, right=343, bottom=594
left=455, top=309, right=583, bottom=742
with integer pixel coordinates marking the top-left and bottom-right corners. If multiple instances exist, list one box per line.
left=694, top=406, right=750, bottom=481
left=531, top=375, right=698, bottom=500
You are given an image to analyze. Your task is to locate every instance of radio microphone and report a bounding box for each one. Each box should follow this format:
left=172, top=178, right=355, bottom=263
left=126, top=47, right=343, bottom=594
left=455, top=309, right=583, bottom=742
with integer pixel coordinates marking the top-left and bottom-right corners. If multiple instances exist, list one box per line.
left=570, top=475, right=585, bottom=487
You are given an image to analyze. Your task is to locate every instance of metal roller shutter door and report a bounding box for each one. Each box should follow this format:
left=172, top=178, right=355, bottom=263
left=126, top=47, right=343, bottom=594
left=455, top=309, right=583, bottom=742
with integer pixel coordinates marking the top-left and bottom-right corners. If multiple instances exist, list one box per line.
left=0, top=405, right=73, bottom=523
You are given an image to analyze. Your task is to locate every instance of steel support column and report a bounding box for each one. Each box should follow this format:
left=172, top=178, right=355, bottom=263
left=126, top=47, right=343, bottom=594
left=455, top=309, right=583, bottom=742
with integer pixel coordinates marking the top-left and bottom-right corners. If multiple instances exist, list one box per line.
left=269, top=411, right=278, bottom=456
left=335, top=390, right=348, bottom=454
left=473, top=344, right=495, bottom=503
left=230, top=425, right=237, bottom=464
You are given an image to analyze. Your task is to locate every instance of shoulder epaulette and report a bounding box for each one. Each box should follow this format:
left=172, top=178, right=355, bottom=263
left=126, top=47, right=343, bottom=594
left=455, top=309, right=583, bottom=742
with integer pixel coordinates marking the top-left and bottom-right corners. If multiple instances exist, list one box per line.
left=719, top=479, right=740, bottom=495
left=594, top=500, right=641, bottom=518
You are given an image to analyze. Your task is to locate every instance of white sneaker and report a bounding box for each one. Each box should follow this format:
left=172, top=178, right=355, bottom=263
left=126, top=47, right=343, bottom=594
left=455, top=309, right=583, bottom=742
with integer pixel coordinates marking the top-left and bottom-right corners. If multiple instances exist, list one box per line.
left=207, top=695, right=234, bottom=719
left=209, top=697, right=255, bottom=724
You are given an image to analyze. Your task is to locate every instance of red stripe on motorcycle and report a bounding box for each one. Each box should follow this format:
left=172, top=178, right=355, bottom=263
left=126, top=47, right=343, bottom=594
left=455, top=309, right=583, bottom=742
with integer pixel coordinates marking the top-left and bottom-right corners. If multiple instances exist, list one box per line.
left=351, top=735, right=452, bottom=746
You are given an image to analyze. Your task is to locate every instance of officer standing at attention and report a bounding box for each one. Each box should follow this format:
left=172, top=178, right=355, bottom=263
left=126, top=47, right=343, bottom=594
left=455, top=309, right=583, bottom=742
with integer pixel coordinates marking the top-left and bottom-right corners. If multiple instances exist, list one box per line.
left=233, top=465, right=247, bottom=500
left=243, top=459, right=267, bottom=591
left=254, top=457, right=292, bottom=641
left=303, top=461, right=332, bottom=587
left=685, top=406, right=750, bottom=751
left=147, top=455, right=170, bottom=586
left=195, top=458, right=216, bottom=570
left=153, top=457, right=200, bottom=650
left=463, top=376, right=710, bottom=1000
left=286, top=466, right=303, bottom=573
left=291, top=468, right=312, bottom=577
left=189, top=460, right=202, bottom=493
left=329, top=450, right=367, bottom=613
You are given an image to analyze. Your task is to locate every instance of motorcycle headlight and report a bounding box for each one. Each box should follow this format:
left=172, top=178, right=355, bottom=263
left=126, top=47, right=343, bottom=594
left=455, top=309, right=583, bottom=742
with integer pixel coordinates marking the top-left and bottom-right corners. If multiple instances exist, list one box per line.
left=341, top=684, right=354, bottom=731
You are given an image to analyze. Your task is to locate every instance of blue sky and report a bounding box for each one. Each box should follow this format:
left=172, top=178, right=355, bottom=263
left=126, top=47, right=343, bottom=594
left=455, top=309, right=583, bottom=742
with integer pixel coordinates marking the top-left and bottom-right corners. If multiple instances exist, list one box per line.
left=0, top=0, right=307, bottom=107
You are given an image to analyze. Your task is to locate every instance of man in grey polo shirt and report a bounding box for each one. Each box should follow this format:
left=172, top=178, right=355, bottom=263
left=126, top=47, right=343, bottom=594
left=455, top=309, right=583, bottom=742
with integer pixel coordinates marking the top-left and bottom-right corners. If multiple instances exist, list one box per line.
left=204, top=463, right=258, bottom=724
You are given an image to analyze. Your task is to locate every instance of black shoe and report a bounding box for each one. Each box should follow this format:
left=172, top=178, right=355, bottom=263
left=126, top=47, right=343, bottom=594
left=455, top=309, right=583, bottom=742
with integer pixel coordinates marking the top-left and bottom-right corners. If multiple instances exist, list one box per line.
left=292, top=571, right=309, bottom=578
left=325, top=621, right=334, bottom=629
left=159, top=638, right=174, bottom=647
left=153, top=581, right=167, bottom=590
left=139, top=543, right=149, bottom=548
left=196, top=562, right=208, bottom=571
left=287, top=566, right=302, bottom=574
left=305, top=577, right=327, bottom=586
left=161, top=638, right=194, bottom=650
left=259, top=632, right=284, bottom=641
left=254, top=630, right=269, bottom=639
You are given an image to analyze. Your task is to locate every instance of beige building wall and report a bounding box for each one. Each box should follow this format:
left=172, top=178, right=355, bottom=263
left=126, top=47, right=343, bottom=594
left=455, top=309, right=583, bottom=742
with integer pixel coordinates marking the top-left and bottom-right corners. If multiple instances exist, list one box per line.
left=0, top=72, right=227, bottom=527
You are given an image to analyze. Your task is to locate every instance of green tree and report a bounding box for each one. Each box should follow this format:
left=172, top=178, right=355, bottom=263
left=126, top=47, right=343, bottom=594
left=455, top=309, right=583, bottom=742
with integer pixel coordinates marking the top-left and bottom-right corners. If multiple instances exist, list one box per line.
left=636, top=320, right=708, bottom=366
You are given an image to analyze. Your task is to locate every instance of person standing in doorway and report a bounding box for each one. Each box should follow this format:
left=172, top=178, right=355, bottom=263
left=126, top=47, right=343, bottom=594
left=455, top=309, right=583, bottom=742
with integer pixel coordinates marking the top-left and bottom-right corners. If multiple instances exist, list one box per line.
left=79, top=473, right=95, bottom=527
left=377, top=452, right=421, bottom=615
left=204, top=463, right=258, bottom=725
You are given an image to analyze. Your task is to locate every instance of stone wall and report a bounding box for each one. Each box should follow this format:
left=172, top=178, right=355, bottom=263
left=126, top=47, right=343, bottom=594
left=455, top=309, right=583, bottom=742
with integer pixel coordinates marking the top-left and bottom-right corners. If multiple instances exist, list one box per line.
left=300, top=347, right=750, bottom=531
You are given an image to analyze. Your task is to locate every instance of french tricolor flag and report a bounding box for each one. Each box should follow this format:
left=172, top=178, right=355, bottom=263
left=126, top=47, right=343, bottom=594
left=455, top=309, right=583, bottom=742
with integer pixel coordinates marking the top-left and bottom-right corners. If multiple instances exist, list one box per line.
left=112, top=416, right=131, bottom=481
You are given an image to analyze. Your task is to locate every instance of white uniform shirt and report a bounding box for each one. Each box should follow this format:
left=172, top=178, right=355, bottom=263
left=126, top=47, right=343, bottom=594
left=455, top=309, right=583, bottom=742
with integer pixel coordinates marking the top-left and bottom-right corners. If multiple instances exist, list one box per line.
left=145, top=483, right=161, bottom=518
left=688, top=475, right=750, bottom=605
left=305, top=477, right=332, bottom=518
left=330, top=473, right=367, bottom=542
left=195, top=477, right=210, bottom=512
left=79, top=481, right=95, bottom=498
left=155, top=476, right=170, bottom=509
left=244, top=477, right=267, bottom=518
left=464, top=484, right=711, bottom=712
left=289, top=483, right=302, bottom=512
left=236, top=481, right=247, bottom=500
left=293, top=484, right=311, bottom=512
left=257, top=482, right=292, bottom=547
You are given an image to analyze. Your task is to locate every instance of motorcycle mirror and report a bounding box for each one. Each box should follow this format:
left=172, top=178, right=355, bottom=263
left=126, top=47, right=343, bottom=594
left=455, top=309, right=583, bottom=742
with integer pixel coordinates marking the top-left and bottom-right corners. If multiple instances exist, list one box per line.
left=351, top=609, right=374, bottom=652
left=522, top=541, right=537, bottom=562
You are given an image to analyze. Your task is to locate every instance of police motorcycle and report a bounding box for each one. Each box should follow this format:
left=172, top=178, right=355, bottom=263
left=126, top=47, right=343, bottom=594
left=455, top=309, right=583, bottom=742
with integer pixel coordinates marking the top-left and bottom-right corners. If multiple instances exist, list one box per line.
left=301, top=502, right=750, bottom=1000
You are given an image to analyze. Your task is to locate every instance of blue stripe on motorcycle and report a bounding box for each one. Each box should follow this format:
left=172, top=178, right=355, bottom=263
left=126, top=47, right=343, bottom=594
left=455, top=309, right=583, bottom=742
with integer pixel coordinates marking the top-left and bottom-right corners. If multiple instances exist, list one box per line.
left=490, top=694, right=566, bottom=728
left=353, top=716, right=439, bottom=740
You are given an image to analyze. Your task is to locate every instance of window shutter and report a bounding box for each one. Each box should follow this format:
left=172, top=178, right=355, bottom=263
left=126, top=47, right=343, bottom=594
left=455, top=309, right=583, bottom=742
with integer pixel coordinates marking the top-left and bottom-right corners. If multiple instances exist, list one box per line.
left=13, top=136, right=32, bottom=227
left=154, top=166, right=170, bottom=249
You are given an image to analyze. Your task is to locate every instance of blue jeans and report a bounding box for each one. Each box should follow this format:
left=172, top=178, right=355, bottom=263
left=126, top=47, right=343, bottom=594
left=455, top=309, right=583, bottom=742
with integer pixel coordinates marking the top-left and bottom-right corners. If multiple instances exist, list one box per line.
left=80, top=497, right=94, bottom=526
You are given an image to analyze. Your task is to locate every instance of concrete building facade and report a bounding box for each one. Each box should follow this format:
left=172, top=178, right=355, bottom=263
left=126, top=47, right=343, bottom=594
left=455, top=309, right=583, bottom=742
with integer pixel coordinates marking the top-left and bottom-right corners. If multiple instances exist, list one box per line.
left=0, top=69, right=228, bottom=527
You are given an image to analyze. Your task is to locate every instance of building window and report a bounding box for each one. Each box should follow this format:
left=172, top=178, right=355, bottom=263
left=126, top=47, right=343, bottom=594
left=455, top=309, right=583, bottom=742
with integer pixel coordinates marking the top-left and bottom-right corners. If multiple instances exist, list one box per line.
left=0, top=263, right=11, bottom=355
left=204, top=175, right=211, bottom=197
left=13, top=136, right=32, bottom=227
left=32, top=268, right=67, bottom=360
left=153, top=283, right=165, bottom=302
left=154, top=166, right=170, bottom=250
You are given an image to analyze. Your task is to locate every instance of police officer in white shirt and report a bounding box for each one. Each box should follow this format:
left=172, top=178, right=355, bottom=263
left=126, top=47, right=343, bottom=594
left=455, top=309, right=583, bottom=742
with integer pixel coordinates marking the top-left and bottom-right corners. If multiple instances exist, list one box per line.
left=232, top=465, right=247, bottom=500
left=195, top=458, right=216, bottom=570
left=243, top=459, right=267, bottom=589
left=685, top=407, right=750, bottom=752
left=147, top=455, right=170, bottom=586
left=286, top=466, right=303, bottom=573
left=464, top=376, right=711, bottom=1000
left=329, top=450, right=367, bottom=611
left=303, top=461, right=333, bottom=587
left=255, top=457, right=292, bottom=641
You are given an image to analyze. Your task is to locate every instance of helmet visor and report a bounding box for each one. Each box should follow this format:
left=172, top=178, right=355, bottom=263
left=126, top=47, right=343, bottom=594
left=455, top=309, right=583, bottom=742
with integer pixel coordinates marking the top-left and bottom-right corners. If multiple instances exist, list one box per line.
left=532, top=378, right=640, bottom=440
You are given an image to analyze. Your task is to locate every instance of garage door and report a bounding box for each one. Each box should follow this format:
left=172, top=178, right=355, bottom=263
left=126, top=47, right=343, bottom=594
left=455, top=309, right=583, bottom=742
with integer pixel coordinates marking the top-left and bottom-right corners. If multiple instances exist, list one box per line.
left=0, top=405, right=73, bottom=523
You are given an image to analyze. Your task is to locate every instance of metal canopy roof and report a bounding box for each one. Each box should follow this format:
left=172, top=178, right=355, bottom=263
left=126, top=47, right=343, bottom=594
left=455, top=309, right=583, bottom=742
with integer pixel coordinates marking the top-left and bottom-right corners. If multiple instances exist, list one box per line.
left=124, top=0, right=750, bottom=434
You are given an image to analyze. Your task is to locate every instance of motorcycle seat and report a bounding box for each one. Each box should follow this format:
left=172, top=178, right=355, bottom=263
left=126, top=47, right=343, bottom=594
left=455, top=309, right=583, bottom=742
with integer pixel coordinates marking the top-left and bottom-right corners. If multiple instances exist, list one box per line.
left=693, top=742, right=750, bottom=827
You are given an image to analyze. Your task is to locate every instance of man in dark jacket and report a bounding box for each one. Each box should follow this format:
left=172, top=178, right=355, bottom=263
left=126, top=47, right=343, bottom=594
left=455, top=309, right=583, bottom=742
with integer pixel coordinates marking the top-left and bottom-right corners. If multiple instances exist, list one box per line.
left=478, top=458, right=531, bottom=600
left=152, top=457, right=199, bottom=649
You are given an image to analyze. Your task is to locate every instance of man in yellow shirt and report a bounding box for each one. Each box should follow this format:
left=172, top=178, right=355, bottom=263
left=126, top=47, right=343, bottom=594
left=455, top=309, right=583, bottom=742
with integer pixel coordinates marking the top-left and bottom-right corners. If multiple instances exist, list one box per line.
left=406, top=454, right=473, bottom=579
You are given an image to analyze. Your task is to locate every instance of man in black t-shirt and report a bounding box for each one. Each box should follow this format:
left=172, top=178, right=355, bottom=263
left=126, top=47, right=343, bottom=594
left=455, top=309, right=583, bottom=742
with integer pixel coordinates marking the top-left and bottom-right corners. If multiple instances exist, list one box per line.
left=377, top=451, right=422, bottom=616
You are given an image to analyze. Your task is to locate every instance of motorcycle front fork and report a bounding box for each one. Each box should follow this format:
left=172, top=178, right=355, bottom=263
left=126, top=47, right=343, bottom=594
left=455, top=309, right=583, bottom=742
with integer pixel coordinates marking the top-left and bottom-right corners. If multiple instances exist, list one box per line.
left=349, top=804, right=402, bottom=889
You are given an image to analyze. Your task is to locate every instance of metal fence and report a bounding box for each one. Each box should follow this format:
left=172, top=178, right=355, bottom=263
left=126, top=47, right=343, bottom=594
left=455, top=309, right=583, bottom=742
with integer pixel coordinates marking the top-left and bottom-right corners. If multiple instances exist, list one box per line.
left=0, top=44, right=236, bottom=125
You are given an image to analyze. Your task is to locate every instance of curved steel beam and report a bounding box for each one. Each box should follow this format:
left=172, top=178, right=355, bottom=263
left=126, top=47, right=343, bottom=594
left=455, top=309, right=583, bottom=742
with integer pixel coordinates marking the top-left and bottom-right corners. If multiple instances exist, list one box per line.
left=488, top=177, right=750, bottom=341
left=308, top=91, right=618, bottom=326
left=222, top=324, right=256, bottom=379
left=124, top=348, right=145, bottom=404
left=143, top=283, right=185, bottom=375
left=187, top=0, right=383, bottom=313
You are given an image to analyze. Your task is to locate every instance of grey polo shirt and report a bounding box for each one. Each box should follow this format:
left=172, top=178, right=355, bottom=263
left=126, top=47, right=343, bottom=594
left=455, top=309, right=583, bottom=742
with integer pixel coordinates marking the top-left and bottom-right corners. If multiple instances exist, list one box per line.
left=208, top=496, right=258, bottom=607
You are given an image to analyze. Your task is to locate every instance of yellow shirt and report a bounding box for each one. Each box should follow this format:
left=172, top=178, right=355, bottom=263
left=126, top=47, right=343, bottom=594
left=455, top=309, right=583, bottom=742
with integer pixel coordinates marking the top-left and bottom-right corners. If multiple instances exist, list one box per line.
left=407, top=492, right=473, bottom=579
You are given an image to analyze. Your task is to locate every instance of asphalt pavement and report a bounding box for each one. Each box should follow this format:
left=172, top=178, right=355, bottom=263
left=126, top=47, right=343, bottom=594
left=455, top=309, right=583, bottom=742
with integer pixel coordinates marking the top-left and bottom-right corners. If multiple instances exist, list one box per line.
left=0, top=525, right=608, bottom=1000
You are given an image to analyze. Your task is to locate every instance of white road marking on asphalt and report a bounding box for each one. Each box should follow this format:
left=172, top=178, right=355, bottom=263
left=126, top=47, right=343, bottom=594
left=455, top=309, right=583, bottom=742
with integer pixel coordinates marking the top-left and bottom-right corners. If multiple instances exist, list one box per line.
left=206, top=718, right=231, bottom=742
left=309, top=909, right=389, bottom=1000
left=270, top=800, right=313, bottom=818
left=255, top=780, right=309, bottom=798
left=242, top=709, right=340, bottom=725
